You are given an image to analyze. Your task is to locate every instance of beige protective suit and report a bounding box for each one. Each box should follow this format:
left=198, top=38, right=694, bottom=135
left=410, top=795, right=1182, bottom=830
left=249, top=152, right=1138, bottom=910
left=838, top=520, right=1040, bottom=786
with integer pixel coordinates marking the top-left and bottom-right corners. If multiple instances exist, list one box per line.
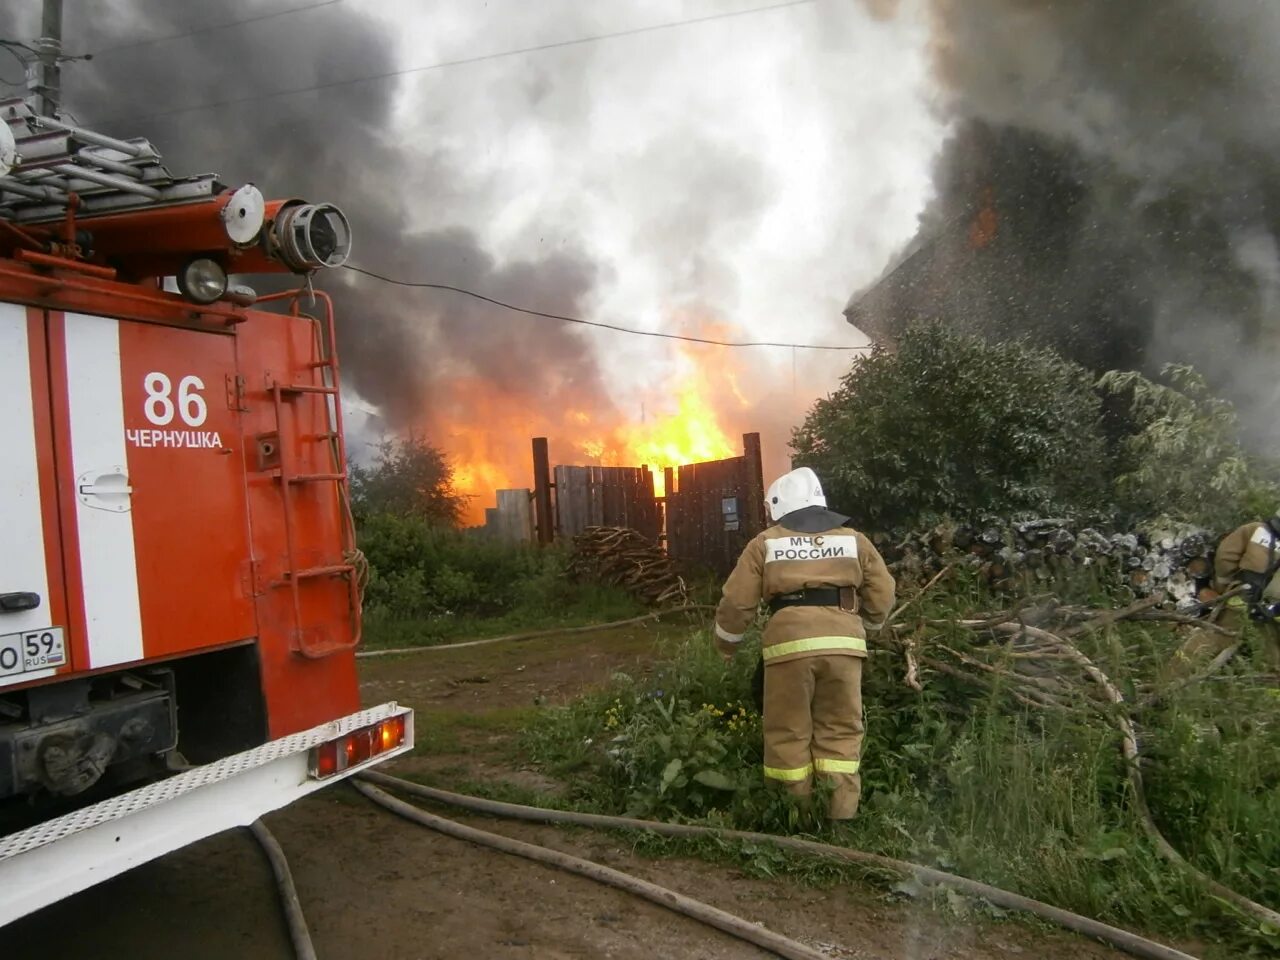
left=715, top=504, right=895, bottom=819
left=1210, top=520, right=1280, bottom=669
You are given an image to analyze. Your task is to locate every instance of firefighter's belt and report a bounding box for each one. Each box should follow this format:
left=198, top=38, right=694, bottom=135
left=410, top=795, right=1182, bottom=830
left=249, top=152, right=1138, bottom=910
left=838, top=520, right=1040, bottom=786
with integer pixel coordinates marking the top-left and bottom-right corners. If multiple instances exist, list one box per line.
left=768, top=587, right=842, bottom=612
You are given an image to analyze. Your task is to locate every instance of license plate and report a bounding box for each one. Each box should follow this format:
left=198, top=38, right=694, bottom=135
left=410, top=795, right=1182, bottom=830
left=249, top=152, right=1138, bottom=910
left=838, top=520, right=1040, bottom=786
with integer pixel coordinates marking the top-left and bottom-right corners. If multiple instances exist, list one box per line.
left=0, top=627, right=67, bottom=678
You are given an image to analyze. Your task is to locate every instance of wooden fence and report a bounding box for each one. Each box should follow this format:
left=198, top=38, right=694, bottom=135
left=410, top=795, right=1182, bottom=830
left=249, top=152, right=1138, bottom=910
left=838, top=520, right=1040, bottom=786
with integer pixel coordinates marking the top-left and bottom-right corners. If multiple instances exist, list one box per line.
left=550, top=465, right=660, bottom=542
left=665, top=433, right=766, bottom=574
left=530, top=433, right=766, bottom=576
left=481, top=489, right=535, bottom=543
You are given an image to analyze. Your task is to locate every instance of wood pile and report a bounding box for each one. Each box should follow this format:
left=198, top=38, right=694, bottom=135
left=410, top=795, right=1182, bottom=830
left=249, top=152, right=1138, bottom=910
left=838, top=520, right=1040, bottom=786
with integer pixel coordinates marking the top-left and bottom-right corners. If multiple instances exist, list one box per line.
left=879, top=519, right=1217, bottom=612
left=568, top=526, right=690, bottom=608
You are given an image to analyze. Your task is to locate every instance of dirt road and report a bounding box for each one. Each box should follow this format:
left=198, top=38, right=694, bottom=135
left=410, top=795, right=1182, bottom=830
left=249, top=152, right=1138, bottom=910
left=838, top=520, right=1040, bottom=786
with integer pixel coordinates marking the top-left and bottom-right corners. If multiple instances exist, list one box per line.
left=8, top=626, right=1148, bottom=959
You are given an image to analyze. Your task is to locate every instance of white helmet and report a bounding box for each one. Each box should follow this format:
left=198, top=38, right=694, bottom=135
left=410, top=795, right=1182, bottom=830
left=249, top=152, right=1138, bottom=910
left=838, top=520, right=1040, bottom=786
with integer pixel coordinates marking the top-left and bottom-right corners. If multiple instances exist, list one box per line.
left=766, top=466, right=826, bottom=522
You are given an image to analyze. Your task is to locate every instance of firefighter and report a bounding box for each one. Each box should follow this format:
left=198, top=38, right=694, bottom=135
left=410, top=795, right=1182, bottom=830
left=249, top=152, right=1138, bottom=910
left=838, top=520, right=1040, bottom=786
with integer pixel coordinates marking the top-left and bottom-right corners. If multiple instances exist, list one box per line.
left=1209, top=512, right=1280, bottom=669
left=713, top=467, right=895, bottom=819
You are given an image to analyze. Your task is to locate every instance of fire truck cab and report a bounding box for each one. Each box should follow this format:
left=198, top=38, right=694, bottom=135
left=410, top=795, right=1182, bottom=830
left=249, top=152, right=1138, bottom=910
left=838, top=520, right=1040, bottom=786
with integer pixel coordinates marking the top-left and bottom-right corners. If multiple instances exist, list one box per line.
left=0, top=99, right=411, bottom=925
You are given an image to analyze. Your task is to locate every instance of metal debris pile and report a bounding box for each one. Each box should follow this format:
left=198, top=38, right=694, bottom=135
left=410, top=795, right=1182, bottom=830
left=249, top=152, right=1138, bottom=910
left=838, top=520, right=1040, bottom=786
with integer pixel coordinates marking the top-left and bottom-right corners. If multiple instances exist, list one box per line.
left=568, top=526, right=690, bottom=608
left=879, top=519, right=1217, bottom=612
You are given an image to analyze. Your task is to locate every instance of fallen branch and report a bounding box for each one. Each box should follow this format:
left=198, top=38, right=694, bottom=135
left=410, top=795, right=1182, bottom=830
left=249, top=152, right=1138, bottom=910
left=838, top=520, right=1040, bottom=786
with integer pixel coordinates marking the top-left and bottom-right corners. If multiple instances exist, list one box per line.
left=1048, top=634, right=1280, bottom=931
left=902, top=634, right=923, bottom=692
left=884, top=563, right=954, bottom=631
left=1137, top=644, right=1241, bottom=711
left=1063, top=596, right=1164, bottom=639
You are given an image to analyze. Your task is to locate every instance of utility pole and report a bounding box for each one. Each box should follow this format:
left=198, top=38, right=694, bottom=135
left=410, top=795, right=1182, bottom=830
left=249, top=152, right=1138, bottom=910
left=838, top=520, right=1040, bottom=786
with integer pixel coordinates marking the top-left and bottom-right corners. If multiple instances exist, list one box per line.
left=31, top=0, right=63, bottom=116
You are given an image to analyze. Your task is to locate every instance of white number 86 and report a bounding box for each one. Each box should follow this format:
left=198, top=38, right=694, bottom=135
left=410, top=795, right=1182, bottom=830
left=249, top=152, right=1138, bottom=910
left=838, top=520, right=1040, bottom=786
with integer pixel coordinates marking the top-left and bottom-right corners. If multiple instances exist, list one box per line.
left=144, top=372, right=207, bottom=427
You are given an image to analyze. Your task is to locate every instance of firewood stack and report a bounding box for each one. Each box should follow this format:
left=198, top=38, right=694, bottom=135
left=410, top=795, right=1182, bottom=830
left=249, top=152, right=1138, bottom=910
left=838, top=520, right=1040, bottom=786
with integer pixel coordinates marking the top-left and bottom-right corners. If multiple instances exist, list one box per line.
left=878, top=519, right=1218, bottom=612
left=569, top=526, right=690, bottom=608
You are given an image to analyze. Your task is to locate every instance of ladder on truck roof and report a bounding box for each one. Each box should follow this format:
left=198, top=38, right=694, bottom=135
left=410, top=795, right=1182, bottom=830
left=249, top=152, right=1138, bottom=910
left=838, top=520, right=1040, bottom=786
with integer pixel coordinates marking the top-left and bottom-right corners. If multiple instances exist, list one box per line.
left=0, top=97, right=226, bottom=223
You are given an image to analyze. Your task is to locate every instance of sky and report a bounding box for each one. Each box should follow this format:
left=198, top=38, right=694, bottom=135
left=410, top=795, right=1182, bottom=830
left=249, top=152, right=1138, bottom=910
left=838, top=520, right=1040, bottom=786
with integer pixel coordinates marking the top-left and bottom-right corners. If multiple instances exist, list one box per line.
left=1, top=0, right=947, bottom=510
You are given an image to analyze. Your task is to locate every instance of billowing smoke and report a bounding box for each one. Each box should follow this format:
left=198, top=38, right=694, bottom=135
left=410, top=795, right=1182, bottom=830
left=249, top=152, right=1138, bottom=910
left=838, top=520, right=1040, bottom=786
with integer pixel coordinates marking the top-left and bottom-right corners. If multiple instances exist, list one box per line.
left=849, top=0, right=1280, bottom=441
left=0, top=0, right=619, bottom=504
left=1, top=1, right=943, bottom=512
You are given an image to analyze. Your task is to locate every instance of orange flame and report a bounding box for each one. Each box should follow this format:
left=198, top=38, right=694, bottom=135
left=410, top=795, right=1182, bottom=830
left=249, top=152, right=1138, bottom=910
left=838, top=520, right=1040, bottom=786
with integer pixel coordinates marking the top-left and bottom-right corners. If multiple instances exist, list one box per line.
left=592, top=379, right=741, bottom=496
left=968, top=186, right=999, bottom=249
left=418, top=318, right=772, bottom=524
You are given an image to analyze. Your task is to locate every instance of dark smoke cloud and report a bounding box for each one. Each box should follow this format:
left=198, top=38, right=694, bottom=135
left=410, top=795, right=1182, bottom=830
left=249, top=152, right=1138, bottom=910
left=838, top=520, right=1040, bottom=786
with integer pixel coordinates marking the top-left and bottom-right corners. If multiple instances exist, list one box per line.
left=849, top=0, right=1280, bottom=441
left=1, top=0, right=617, bottom=439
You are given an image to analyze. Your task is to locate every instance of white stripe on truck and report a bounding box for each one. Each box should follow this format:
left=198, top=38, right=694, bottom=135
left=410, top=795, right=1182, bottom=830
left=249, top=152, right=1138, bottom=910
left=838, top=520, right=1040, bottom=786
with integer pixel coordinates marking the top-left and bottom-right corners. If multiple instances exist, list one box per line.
left=0, top=304, right=56, bottom=688
left=64, top=313, right=144, bottom=668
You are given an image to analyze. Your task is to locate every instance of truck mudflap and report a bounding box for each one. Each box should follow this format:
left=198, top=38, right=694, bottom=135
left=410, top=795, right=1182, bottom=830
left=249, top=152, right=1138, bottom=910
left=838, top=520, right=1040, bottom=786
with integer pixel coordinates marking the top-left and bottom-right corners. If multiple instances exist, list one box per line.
left=0, top=701, right=413, bottom=926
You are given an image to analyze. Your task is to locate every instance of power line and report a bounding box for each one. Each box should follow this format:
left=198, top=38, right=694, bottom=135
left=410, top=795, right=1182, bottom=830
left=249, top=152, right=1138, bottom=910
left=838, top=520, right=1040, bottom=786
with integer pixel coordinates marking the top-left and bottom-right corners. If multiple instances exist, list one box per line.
left=102, top=0, right=816, bottom=126
left=90, top=0, right=345, bottom=57
left=0, top=40, right=30, bottom=87
left=343, top=264, right=869, bottom=352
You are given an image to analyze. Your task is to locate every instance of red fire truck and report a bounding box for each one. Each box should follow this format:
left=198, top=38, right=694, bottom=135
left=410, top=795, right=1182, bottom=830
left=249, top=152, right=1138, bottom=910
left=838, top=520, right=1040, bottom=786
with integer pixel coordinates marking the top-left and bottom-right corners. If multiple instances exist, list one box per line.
left=0, top=98, right=411, bottom=925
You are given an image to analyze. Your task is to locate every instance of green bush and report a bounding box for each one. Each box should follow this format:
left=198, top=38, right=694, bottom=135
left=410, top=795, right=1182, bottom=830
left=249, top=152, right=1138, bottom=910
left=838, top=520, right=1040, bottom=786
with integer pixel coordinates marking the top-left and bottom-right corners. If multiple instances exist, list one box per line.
left=791, top=323, right=1112, bottom=533
left=1101, top=364, right=1280, bottom=530
left=357, top=511, right=642, bottom=646
left=350, top=436, right=465, bottom=527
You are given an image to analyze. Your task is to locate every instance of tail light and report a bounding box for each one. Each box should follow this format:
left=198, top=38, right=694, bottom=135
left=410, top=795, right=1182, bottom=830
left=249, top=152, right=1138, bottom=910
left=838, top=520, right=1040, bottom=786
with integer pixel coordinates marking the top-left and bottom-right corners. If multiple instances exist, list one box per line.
left=309, top=714, right=409, bottom=780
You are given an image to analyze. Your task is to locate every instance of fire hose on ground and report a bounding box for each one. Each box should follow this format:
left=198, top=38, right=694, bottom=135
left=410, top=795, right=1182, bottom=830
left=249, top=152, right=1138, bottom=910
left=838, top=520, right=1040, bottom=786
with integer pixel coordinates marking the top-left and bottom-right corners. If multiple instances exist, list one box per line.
left=248, top=819, right=318, bottom=960
left=249, top=768, right=1200, bottom=960
left=353, top=771, right=1201, bottom=960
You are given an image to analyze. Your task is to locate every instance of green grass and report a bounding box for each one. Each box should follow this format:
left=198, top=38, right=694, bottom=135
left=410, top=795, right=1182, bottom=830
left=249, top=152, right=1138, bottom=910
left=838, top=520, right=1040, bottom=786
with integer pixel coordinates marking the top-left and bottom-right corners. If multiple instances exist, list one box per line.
left=362, top=583, right=644, bottom=650
left=515, top=592, right=1280, bottom=958
left=410, top=706, right=542, bottom=756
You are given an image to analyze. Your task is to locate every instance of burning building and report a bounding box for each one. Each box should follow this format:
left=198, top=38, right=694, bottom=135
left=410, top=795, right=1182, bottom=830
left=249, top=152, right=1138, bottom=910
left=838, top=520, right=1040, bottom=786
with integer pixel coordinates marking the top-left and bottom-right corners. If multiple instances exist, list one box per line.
left=845, top=1, right=1280, bottom=444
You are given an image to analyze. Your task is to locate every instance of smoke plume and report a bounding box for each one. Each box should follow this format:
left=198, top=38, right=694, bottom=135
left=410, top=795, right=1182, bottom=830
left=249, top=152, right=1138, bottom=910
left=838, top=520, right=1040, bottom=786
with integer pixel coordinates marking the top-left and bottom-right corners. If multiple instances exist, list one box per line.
left=0, top=0, right=625, bottom=507
left=2, top=1, right=940, bottom=515
left=850, top=0, right=1280, bottom=441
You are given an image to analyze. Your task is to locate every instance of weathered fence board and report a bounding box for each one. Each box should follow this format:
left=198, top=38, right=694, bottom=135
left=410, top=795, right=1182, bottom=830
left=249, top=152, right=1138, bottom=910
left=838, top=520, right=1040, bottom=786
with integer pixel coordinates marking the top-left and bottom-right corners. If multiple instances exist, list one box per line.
left=551, top=464, right=659, bottom=542
left=666, top=433, right=766, bottom=575
left=531, top=433, right=762, bottom=574
left=480, top=488, right=534, bottom=543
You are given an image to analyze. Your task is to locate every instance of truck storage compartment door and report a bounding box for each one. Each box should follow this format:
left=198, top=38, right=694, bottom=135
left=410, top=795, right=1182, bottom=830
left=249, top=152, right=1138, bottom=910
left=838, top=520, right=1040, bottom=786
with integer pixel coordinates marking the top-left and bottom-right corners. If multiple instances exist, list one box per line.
left=50, top=312, right=256, bottom=667
left=0, top=303, right=69, bottom=689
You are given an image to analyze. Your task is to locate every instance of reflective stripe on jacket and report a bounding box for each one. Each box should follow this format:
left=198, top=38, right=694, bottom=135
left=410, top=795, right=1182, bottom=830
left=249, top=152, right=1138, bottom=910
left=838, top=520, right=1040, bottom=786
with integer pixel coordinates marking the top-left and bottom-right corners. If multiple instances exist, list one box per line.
left=714, top=517, right=895, bottom=666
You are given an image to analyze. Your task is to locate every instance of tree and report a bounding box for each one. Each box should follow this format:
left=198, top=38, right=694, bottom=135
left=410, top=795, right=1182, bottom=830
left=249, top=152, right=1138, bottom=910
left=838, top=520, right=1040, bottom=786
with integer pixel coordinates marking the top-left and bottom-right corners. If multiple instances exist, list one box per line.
left=350, top=436, right=465, bottom=527
left=1101, top=365, right=1280, bottom=530
left=791, top=323, right=1111, bottom=532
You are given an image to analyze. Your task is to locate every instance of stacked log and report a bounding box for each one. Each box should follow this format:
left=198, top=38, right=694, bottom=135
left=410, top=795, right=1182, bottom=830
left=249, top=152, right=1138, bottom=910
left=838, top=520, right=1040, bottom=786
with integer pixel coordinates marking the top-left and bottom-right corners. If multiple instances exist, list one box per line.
left=879, top=519, right=1218, bottom=612
left=568, top=526, right=690, bottom=608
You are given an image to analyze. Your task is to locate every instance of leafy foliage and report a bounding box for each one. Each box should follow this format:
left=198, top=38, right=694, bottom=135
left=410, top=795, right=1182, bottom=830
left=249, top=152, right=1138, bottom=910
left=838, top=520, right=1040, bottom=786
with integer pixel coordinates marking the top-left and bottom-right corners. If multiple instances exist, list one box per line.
left=357, top=512, right=641, bottom=647
left=1101, top=364, right=1280, bottom=530
left=791, top=323, right=1111, bottom=532
left=351, top=436, right=465, bottom=527
left=524, top=633, right=825, bottom=832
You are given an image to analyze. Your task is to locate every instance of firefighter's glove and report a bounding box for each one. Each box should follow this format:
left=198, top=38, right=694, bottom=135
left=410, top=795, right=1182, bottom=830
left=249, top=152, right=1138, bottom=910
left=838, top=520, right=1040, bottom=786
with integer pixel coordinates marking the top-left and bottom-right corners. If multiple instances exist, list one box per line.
left=713, top=624, right=742, bottom=663
left=1251, top=601, right=1280, bottom=623
left=1237, top=571, right=1267, bottom=603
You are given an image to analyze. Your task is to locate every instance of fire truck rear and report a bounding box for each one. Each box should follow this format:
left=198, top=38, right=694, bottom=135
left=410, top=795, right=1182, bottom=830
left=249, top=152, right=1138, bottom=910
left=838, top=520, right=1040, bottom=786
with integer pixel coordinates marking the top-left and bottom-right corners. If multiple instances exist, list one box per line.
left=0, top=99, right=411, bottom=925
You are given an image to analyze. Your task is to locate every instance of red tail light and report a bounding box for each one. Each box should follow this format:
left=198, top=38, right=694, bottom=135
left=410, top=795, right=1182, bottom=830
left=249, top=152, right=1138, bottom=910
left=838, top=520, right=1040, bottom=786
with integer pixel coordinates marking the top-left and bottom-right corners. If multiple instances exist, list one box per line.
left=308, top=714, right=410, bottom=779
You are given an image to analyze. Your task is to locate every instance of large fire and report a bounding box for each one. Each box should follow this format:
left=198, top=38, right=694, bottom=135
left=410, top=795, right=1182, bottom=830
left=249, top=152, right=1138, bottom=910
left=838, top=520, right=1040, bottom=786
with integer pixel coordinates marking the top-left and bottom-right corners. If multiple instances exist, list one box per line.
left=593, top=375, right=743, bottom=496
left=430, top=336, right=750, bottom=524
